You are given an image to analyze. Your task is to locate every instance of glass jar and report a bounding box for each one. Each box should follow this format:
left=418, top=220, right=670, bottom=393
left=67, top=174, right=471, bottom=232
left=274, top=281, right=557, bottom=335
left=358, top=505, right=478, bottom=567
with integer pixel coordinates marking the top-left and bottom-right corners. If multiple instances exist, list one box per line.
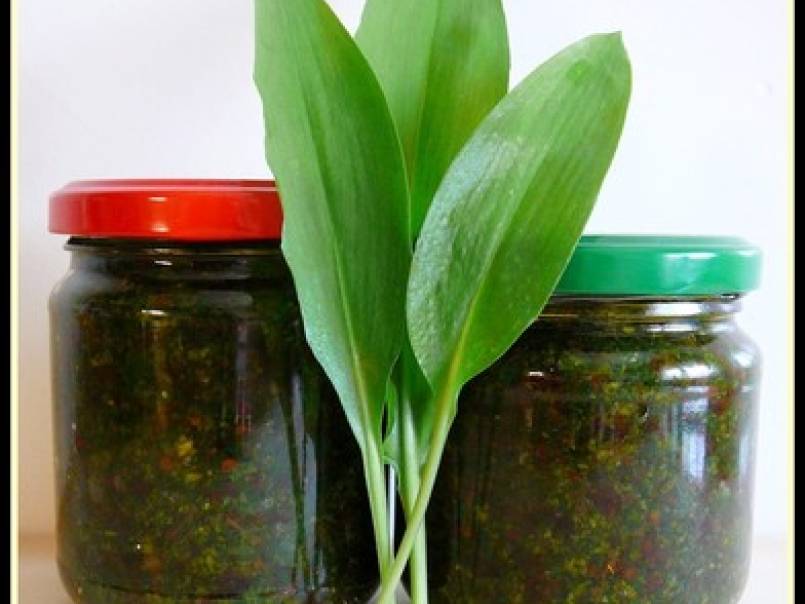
left=426, top=236, right=763, bottom=604
left=48, top=181, right=377, bottom=603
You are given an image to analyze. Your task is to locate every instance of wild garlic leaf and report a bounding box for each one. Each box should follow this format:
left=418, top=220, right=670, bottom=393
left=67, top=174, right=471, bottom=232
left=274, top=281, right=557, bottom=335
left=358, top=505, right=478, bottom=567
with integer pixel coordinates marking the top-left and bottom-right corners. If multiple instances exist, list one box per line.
left=254, top=0, right=411, bottom=451
left=376, top=36, right=633, bottom=599
left=408, top=33, right=632, bottom=392
left=356, top=0, right=510, bottom=238
left=382, top=377, right=400, bottom=466
left=382, top=342, right=434, bottom=469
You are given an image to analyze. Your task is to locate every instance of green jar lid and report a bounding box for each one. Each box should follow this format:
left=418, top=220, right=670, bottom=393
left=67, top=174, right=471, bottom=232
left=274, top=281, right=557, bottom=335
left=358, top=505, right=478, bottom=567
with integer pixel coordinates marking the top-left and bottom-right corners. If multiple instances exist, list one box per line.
left=554, top=235, right=762, bottom=296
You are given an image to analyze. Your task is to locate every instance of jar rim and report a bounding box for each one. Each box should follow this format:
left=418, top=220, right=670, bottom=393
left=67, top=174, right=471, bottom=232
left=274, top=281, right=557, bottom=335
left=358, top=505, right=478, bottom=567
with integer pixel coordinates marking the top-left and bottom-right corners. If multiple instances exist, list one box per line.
left=540, top=296, right=742, bottom=323
left=64, top=237, right=282, bottom=257
left=554, top=235, right=762, bottom=296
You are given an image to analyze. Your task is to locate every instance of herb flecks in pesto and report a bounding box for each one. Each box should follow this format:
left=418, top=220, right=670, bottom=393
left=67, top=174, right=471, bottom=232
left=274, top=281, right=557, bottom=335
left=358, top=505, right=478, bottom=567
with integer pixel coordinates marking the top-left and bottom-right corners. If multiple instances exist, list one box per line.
left=425, top=297, right=760, bottom=604
left=50, top=240, right=377, bottom=604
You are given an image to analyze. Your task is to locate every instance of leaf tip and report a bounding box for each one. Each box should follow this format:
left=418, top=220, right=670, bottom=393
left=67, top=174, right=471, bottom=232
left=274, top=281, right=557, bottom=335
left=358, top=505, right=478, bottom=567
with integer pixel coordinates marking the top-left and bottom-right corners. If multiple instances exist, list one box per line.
left=607, top=31, right=629, bottom=59
left=584, top=31, right=628, bottom=55
left=583, top=31, right=632, bottom=91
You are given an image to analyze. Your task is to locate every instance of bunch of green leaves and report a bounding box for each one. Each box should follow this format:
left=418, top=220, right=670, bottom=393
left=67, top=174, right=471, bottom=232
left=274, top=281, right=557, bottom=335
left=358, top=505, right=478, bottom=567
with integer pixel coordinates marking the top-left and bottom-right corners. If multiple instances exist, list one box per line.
left=254, top=1, right=631, bottom=602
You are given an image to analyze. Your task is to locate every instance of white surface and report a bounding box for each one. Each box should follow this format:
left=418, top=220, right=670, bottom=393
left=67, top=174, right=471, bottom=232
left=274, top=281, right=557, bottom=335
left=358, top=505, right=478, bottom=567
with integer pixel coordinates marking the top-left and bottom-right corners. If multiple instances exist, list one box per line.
left=19, top=0, right=791, bottom=548
left=18, top=537, right=790, bottom=603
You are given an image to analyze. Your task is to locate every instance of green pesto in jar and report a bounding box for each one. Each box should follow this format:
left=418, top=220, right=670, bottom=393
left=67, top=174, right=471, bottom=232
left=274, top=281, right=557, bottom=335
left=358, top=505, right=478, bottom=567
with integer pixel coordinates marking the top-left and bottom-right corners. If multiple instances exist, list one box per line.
left=50, top=240, right=377, bottom=604
left=425, top=236, right=763, bottom=604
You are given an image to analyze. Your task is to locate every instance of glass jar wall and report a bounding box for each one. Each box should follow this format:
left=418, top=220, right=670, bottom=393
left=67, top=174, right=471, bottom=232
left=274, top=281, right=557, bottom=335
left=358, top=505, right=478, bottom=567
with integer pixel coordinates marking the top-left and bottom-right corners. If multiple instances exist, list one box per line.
left=425, top=236, right=763, bottom=604
left=48, top=182, right=377, bottom=604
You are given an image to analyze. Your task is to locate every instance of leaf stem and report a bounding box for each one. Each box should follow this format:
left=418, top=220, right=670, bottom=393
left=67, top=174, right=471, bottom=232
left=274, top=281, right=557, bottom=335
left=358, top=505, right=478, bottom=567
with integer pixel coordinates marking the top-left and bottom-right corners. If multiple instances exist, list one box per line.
left=363, top=437, right=392, bottom=578
left=378, top=380, right=455, bottom=604
left=399, top=387, right=429, bottom=604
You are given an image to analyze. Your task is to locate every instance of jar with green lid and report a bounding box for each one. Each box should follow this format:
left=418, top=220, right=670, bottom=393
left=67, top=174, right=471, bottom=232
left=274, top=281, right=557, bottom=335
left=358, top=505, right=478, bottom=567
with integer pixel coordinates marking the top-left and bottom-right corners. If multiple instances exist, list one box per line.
left=48, top=180, right=377, bottom=604
left=425, top=235, right=763, bottom=604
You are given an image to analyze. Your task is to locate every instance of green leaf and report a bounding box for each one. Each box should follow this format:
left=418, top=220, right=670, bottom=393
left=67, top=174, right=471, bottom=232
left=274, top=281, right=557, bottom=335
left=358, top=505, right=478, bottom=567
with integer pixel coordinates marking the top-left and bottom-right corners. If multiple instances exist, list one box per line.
left=253, top=0, right=412, bottom=573
left=382, top=341, right=433, bottom=468
left=382, top=378, right=400, bottom=467
left=378, top=33, right=632, bottom=602
left=408, top=32, right=632, bottom=390
left=356, top=0, right=510, bottom=238
left=254, top=0, right=410, bottom=450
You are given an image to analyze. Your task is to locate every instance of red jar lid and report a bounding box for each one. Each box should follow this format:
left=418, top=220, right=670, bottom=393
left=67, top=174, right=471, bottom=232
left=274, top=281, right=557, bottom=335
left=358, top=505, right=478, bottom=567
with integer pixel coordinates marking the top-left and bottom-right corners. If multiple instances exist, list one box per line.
left=49, top=179, right=283, bottom=241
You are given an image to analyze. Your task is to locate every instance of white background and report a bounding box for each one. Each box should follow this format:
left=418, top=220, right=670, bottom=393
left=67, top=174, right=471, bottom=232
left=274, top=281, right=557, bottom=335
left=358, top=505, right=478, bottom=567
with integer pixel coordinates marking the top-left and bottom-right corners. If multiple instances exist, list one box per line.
left=20, top=0, right=790, bottom=555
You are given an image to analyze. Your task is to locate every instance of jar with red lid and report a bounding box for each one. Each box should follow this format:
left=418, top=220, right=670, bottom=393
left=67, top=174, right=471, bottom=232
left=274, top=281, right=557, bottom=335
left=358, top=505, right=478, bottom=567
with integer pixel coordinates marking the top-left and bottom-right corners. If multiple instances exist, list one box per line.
left=48, top=180, right=377, bottom=603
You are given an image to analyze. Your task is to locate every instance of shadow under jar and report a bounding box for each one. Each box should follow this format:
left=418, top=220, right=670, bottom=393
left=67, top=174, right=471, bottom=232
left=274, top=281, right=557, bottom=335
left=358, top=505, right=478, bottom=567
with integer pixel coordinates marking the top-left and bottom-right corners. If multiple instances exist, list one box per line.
left=426, top=236, right=763, bottom=604
left=48, top=181, right=377, bottom=604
